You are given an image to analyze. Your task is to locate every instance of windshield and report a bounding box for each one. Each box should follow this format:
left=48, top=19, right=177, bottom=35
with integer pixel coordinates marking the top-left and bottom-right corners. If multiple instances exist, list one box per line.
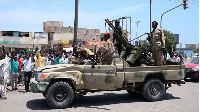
left=190, top=57, right=199, bottom=64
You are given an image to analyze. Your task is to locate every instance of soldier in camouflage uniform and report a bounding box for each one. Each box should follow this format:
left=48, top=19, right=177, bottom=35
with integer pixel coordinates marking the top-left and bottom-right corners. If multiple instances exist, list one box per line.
left=101, top=32, right=115, bottom=65
left=150, top=21, right=166, bottom=66
left=113, top=19, right=123, bottom=56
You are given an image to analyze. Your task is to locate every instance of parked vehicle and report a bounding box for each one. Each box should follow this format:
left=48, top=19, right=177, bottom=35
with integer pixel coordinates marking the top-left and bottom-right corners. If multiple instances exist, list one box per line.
left=184, top=57, right=199, bottom=81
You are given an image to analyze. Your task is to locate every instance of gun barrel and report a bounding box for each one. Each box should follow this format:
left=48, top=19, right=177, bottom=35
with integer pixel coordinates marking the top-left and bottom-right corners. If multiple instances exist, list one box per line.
left=128, top=33, right=149, bottom=42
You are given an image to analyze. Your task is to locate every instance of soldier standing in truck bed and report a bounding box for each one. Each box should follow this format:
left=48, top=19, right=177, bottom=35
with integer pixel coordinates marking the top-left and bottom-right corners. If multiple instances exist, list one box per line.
left=150, top=21, right=166, bottom=66
left=113, top=19, right=123, bottom=56
left=101, top=32, right=115, bottom=65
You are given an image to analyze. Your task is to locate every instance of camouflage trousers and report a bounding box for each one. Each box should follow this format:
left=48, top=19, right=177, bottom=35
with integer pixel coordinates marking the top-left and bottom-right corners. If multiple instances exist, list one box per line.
left=152, top=45, right=163, bottom=66
left=102, top=57, right=113, bottom=65
left=101, top=48, right=114, bottom=65
left=101, top=53, right=113, bottom=65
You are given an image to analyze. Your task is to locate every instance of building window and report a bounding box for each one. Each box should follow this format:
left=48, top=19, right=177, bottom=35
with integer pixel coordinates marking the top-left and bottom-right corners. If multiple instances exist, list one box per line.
left=2, top=31, right=13, bottom=36
left=19, top=32, right=29, bottom=37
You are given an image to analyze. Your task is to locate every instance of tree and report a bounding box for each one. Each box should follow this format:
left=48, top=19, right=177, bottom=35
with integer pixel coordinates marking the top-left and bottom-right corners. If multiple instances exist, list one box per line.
left=193, top=49, right=199, bottom=53
left=139, top=40, right=148, bottom=46
left=163, top=30, right=178, bottom=53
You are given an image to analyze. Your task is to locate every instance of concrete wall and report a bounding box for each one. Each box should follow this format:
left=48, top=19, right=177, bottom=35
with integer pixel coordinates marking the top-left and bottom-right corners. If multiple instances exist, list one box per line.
left=51, top=33, right=73, bottom=47
left=78, top=28, right=100, bottom=41
left=47, top=27, right=100, bottom=41
left=43, top=21, right=63, bottom=32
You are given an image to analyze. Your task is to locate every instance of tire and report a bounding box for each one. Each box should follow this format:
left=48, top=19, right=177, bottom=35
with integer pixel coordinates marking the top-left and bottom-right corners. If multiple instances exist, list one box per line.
left=46, top=81, right=74, bottom=109
left=142, top=78, right=165, bottom=101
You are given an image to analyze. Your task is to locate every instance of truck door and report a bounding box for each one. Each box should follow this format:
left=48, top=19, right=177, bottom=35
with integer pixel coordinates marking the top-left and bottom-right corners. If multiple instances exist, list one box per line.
left=83, top=65, right=116, bottom=90
left=94, top=65, right=116, bottom=90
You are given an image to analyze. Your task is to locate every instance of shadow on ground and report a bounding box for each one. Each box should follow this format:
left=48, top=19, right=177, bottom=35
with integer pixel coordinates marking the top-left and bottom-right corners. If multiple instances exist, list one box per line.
left=26, top=98, right=51, bottom=110
left=26, top=92, right=180, bottom=110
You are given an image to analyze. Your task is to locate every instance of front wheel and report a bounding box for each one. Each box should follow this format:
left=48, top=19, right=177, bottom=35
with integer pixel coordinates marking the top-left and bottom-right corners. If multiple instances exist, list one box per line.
left=142, top=78, right=165, bottom=101
left=46, top=81, right=74, bottom=109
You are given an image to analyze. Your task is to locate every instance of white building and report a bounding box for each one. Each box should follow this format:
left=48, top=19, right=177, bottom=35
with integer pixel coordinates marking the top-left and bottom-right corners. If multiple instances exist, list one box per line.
left=0, top=31, right=48, bottom=52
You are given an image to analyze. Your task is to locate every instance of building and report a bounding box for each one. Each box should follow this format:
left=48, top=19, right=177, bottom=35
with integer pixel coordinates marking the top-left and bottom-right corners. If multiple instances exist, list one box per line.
left=0, top=21, right=101, bottom=53
left=175, top=48, right=194, bottom=57
left=43, top=21, right=101, bottom=51
left=185, top=43, right=199, bottom=49
left=0, top=31, right=48, bottom=52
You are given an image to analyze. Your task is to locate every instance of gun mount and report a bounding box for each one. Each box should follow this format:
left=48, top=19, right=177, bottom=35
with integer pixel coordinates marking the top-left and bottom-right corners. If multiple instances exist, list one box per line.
left=105, top=18, right=152, bottom=66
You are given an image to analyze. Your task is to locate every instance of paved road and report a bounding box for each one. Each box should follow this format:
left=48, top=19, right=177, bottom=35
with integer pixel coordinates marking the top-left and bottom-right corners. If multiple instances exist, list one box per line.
left=0, top=81, right=198, bottom=112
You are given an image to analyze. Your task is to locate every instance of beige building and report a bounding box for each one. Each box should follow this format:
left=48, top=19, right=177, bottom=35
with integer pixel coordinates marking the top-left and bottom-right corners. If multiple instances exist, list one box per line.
left=43, top=21, right=100, bottom=49
left=185, top=43, right=199, bottom=49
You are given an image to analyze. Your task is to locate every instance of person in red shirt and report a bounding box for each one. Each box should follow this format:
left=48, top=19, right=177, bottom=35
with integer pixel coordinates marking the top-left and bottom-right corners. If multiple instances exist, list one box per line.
left=16, top=55, right=23, bottom=84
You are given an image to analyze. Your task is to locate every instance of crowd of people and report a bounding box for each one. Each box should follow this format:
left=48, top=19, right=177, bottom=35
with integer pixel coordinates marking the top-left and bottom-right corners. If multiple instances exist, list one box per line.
left=0, top=45, right=94, bottom=100
left=165, top=51, right=186, bottom=63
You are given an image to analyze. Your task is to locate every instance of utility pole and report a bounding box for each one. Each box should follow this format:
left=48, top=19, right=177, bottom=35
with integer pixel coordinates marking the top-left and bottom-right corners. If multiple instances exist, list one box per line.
left=179, top=43, right=182, bottom=55
left=183, top=0, right=188, bottom=10
left=150, top=0, right=152, bottom=33
left=135, top=20, right=140, bottom=46
left=73, top=0, right=79, bottom=53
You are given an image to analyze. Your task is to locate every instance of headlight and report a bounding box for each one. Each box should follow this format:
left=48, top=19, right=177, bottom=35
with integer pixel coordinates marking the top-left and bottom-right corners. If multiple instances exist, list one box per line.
left=192, top=66, right=199, bottom=71
left=37, top=73, right=49, bottom=81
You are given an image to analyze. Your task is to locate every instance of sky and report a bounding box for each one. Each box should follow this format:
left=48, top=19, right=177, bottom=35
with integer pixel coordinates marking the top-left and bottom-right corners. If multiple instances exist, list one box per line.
left=0, top=0, right=199, bottom=47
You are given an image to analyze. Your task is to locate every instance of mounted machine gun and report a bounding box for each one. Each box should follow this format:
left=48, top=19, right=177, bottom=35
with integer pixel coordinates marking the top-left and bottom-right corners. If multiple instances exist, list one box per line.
left=105, top=18, right=151, bottom=66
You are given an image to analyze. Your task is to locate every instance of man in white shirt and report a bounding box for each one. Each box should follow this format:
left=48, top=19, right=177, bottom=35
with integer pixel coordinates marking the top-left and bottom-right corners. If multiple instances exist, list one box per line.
left=173, top=53, right=180, bottom=62
left=166, top=51, right=170, bottom=60
left=22, top=55, right=32, bottom=92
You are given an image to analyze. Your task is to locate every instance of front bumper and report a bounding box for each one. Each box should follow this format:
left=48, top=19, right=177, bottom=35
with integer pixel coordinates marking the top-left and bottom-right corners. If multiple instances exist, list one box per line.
left=30, top=78, right=49, bottom=93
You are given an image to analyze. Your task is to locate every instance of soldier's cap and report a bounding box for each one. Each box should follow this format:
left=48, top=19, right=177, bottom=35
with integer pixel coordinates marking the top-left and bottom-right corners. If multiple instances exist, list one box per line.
left=104, top=32, right=110, bottom=36
left=152, top=21, right=158, bottom=25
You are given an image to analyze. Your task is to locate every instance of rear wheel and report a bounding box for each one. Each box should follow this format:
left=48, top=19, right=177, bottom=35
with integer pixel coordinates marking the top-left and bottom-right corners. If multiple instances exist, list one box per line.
left=142, top=78, right=165, bottom=101
left=46, top=81, right=74, bottom=109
